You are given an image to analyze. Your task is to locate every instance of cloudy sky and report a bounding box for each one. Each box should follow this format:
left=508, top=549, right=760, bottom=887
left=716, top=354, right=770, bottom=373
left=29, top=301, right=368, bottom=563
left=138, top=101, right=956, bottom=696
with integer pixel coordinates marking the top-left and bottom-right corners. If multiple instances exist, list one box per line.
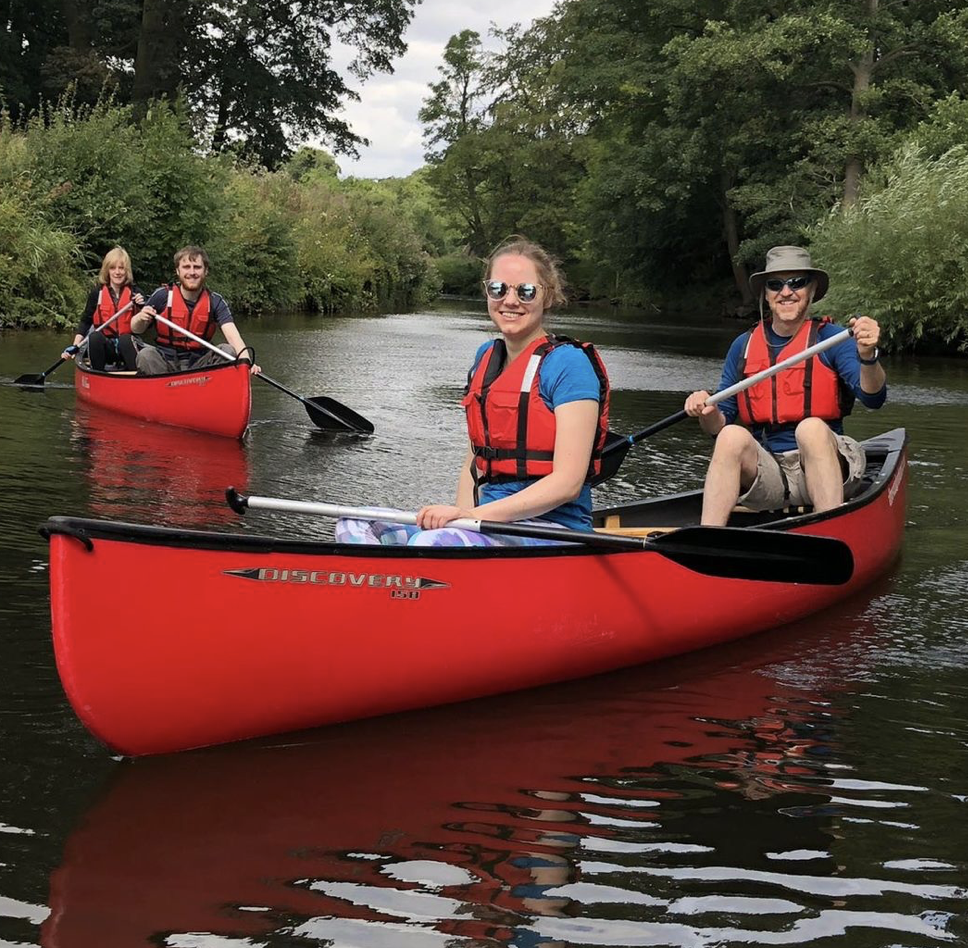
left=328, top=0, right=558, bottom=180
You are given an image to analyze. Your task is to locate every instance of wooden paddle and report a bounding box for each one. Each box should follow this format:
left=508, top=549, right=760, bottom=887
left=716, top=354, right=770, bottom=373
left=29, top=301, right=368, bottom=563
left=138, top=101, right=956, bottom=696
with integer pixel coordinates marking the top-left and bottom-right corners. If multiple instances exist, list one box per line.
left=14, top=302, right=135, bottom=387
left=593, top=327, right=854, bottom=485
left=151, top=313, right=374, bottom=434
left=225, top=488, right=854, bottom=585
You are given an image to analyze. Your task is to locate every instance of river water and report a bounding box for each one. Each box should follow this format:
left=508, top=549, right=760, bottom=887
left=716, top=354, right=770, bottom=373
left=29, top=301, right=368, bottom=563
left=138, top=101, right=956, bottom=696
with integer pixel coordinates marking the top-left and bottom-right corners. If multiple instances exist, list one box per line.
left=0, top=303, right=966, bottom=947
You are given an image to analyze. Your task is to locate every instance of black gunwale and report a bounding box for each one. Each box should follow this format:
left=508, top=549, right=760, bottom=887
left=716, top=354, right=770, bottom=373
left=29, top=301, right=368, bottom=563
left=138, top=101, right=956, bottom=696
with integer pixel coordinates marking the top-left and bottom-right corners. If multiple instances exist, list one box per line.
left=40, top=429, right=906, bottom=562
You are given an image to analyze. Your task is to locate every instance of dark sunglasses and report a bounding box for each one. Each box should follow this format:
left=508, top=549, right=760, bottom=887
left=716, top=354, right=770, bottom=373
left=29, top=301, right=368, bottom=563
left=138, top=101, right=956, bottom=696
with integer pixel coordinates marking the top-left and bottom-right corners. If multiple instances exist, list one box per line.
left=482, top=280, right=543, bottom=303
left=765, top=275, right=814, bottom=293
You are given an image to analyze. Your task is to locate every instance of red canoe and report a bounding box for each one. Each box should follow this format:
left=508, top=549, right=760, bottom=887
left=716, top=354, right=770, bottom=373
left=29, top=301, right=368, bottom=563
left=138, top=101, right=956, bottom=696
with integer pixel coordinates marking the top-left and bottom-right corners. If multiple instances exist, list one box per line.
left=42, top=429, right=908, bottom=756
left=74, top=360, right=251, bottom=438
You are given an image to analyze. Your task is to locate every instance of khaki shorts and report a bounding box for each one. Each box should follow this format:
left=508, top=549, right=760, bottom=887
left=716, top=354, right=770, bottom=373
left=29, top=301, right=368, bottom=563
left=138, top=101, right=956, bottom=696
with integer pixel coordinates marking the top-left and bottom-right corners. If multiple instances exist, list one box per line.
left=737, top=436, right=867, bottom=511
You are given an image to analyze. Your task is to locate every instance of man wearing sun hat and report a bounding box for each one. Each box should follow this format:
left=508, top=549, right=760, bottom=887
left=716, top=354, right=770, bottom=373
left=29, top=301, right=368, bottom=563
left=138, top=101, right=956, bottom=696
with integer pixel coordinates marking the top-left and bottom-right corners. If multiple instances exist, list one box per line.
left=684, top=245, right=887, bottom=526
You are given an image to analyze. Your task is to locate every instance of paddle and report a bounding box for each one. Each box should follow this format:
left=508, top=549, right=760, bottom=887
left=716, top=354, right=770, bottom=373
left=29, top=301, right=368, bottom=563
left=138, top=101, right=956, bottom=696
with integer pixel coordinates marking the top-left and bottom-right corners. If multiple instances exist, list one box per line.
left=151, top=313, right=374, bottom=434
left=225, top=487, right=854, bottom=585
left=14, top=302, right=135, bottom=387
left=594, top=327, right=854, bottom=485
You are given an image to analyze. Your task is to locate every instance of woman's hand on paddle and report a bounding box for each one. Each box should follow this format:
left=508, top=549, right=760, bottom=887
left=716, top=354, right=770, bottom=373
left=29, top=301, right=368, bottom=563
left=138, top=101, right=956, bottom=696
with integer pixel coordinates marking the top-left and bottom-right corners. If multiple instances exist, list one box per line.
left=416, top=504, right=472, bottom=530
left=684, top=390, right=717, bottom=417
left=61, top=335, right=83, bottom=360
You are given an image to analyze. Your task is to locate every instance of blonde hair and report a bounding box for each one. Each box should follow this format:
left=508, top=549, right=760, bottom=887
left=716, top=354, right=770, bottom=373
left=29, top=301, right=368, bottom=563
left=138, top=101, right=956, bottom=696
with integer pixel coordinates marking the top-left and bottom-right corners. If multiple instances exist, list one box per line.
left=98, top=247, right=134, bottom=285
left=485, top=236, right=568, bottom=310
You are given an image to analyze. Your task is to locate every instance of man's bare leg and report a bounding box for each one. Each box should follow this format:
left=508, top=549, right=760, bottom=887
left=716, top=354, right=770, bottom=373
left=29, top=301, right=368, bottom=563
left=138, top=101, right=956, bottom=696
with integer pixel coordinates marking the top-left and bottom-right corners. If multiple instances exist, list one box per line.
left=701, top=426, right=761, bottom=526
left=795, top=418, right=843, bottom=512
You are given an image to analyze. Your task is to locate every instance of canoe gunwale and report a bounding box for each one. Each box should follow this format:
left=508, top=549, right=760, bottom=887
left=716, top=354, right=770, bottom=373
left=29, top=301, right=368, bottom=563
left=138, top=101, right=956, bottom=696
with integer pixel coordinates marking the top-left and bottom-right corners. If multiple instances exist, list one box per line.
left=74, top=359, right=245, bottom=383
left=40, top=429, right=907, bottom=562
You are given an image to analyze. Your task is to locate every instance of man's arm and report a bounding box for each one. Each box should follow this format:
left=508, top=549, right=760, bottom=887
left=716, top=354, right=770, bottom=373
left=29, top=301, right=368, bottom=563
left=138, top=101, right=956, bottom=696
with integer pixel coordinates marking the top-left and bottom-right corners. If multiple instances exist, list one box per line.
left=684, top=335, right=746, bottom=435
left=219, top=321, right=262, bottom=375
left=131, top=288, right=166, bottom=334
left=850, top=315, right=887, bottom=396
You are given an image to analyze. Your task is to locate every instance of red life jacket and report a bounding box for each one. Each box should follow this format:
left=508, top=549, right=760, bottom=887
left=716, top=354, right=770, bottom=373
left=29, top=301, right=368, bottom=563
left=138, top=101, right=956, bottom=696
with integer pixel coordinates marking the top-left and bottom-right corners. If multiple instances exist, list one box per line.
left=736, top=319, right=853, bottom=427
left=154, top=284, right=216, bottom=352
left=462, top=334, right=610, bottom=486
left=94, top=285, right=133, bottom=338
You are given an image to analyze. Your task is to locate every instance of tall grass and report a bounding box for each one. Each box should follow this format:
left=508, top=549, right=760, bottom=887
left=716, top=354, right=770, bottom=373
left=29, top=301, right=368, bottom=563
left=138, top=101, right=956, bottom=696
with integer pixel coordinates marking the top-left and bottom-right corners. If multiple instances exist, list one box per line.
left=810, top=144, right=968, bottom=353
left=0, top=97, right=440, bottom=329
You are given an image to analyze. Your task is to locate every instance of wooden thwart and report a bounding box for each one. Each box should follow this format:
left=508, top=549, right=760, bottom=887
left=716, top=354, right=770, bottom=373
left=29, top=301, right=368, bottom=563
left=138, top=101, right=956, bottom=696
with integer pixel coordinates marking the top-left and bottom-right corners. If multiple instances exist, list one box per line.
left=595, top=525, right=680, bottom=536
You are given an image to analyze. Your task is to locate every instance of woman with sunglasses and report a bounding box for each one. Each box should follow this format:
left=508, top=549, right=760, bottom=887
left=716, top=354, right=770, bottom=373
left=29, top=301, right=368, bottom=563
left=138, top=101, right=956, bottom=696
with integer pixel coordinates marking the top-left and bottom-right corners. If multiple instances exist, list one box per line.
left=336, top=237, right=610, bottom=546
left=683, top=245, right=887, bottom=527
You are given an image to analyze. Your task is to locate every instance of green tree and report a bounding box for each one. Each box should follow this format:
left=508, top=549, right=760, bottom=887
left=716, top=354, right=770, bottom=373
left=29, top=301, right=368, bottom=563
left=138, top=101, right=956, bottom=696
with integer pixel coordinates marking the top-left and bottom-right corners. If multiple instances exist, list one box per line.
left=3, top=0, right=419, bottom=168
left=543, top=0, right=968, bottom=304
left=419, top=30, right=490, bottom=254
left=419, top=23, right=587, bottom=269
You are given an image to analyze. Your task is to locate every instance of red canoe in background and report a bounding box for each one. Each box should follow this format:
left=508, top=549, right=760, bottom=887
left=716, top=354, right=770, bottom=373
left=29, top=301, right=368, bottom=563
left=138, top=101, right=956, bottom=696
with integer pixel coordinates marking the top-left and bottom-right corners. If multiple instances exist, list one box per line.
left=74, top=360, right=251, bottom=438
left=42, top=429, right=908, bottom=757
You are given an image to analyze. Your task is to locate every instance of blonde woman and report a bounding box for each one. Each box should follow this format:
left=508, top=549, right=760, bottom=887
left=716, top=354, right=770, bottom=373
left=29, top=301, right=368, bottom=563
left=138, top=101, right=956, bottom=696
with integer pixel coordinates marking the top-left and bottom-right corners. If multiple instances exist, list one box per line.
left=64, top=247, right=144, bottom=371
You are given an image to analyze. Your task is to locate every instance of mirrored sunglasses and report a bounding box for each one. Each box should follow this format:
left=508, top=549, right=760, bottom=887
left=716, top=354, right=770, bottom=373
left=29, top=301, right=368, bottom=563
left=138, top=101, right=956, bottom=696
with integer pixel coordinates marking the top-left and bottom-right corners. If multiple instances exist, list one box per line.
left=765, top=275, right=813, bottom=293
left=482, top=280, right=543, bottom=303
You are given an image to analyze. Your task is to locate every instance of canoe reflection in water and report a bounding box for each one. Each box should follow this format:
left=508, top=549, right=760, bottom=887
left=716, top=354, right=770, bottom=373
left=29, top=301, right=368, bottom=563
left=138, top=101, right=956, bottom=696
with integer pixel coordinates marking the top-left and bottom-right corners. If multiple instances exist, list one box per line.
left=71, top=404, right=248, bottom=528
left=47, top=599, right=948, bottom=948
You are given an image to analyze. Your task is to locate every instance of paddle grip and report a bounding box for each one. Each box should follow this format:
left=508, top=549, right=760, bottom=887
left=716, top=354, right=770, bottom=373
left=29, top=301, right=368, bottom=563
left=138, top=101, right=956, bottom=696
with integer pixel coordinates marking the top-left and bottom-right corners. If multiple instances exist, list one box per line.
left=225, top=487, right=248, bottom=514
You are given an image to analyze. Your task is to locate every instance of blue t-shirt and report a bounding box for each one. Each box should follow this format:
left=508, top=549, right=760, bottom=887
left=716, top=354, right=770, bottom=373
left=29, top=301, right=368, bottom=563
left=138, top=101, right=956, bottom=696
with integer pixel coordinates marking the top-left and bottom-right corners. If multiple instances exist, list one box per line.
left=716, top=321, right=887, bottom=453
left=469, top=339, right=603, bottom=530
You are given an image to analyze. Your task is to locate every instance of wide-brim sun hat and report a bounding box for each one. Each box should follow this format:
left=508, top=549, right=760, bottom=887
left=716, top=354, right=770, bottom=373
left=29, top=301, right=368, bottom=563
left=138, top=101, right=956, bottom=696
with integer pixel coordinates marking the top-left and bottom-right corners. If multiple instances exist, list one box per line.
left=749, top=245, right=829, bottom=303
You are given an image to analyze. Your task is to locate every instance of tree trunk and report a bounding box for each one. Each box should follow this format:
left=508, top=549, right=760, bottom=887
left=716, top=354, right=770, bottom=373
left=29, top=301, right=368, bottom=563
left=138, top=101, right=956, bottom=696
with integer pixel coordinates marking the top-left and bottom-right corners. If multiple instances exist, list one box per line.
left=844, top=0, right=877, bottom=207
left=721, top=170, right=752, bottom=305
left=132, top=0, right=181, bottom=110
left=60, top=0, right=93, bottom=51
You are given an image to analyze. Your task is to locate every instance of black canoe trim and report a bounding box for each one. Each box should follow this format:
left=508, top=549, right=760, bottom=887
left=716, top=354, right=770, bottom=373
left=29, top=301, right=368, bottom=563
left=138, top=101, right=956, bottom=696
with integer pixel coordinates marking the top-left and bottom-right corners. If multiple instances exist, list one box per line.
left=39, top=428, right=906, bottom=562
left=39, top=523, right=94, bottom=552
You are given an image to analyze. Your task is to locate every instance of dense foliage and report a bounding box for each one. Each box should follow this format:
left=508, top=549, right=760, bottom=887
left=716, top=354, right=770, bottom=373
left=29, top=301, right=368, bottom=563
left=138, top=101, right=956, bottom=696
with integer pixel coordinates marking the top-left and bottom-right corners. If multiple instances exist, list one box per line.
left=0, top=102, right=439, bottom=329
left=811, top=144, right=968, bottom=353
left=419, top=0, right=968, bottom=342
left=1, top=0, right=418, bottom=168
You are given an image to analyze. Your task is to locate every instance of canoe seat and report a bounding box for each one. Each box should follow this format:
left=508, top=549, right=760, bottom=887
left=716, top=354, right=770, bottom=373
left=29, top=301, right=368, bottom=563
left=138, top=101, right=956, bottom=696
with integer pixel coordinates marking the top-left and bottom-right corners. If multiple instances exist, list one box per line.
left=595, top=516, right=680, bottom=537
left=595, top=526, right=680, bottom=536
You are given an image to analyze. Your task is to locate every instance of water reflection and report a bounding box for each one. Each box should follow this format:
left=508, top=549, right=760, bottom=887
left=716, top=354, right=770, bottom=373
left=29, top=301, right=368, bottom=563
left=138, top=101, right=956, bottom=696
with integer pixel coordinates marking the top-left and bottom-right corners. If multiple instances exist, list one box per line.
left=42, top=598, right=967, bottom=948
left=70, top=404, right=249, bottom=528
left=2, top=309, right=967, bottom=947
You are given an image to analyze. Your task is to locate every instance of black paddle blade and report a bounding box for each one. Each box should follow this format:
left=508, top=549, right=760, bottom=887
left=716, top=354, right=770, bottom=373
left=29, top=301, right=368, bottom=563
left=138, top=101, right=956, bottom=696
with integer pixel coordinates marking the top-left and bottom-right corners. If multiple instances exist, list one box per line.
left=14, top=357, right=68, bottom=387
left=303, top=396, right=374, bottom=434
left=649, top=526, right=854, bottom=585
left=591, top=431, right=632, bottom=485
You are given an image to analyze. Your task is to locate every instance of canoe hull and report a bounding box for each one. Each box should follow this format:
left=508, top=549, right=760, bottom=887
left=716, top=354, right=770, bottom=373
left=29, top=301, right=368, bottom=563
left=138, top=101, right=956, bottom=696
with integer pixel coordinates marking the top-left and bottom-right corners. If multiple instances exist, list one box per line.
left=44, top=430, right=908, bottom=756
left=74, top=361, right=250, bottom=439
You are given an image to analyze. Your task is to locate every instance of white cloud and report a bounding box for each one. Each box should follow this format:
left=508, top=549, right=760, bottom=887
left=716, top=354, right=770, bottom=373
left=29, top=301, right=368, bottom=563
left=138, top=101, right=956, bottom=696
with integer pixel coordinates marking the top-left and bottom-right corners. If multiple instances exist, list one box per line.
left=326, top=0, right=558, bottom=179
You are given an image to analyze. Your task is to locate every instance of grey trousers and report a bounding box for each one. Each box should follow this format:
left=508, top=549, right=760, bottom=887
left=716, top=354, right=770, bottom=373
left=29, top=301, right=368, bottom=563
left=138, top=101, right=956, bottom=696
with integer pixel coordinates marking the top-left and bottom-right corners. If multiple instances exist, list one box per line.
left=136, top=344, right=235, bottom=376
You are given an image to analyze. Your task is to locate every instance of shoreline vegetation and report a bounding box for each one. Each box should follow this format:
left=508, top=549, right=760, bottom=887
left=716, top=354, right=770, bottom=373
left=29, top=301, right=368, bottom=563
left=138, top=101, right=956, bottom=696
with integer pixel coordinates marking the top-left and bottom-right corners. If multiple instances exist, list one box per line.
left=0, top=99, right=443, bottom=331
left=4, top=0, right=968, bottom=355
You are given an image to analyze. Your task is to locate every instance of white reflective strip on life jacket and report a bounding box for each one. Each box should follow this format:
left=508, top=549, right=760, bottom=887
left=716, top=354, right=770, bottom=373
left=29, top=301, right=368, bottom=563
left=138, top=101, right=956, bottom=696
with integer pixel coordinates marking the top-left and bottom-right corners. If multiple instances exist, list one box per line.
left=520, top=353, right=542, bottom=393
left=166, top=287, right=174, bottom=315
